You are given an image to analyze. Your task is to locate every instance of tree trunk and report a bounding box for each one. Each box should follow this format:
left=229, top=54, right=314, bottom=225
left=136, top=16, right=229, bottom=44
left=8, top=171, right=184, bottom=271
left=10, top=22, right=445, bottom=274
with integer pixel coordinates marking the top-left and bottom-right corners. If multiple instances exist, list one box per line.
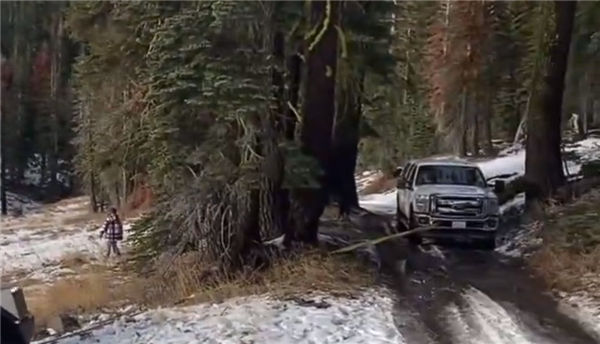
left=481, top=91, right=494, bottom=155
left=259, top=22, right=287, bottom=241
left=0, top=108, right=7, bottom=215
left=234, top=189, right=262, bottom=268
left=48, top=13, right=63, bottom=198
left=525, top=0, right=575, bottom=202
left=459, top=89, right=468, bottom=156
left=89, top=171, right=98, bottom=212
left=295, top=0, right=341, bottom=244
left=281, top=44, right=302, bottom=248
left=332, top=66, right=362, bottom=216
left=470, top=92, right=480, bottom=157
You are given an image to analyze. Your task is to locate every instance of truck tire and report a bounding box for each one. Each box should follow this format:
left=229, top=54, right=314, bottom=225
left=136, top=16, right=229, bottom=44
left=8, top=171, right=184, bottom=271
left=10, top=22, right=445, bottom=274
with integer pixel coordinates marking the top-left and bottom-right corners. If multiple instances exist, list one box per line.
left=407, top=209, right=423, bottom=246
left=476, top=235, right=496, bottom=251
left=396, top=201, right=407, bottom=233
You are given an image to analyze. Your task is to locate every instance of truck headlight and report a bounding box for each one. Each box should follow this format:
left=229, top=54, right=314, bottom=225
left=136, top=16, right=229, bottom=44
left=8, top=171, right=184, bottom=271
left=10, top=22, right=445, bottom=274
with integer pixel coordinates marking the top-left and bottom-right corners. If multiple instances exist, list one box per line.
left=486, top=198, right=499, bottom=214
left=414, top=194, right=430, bottom=213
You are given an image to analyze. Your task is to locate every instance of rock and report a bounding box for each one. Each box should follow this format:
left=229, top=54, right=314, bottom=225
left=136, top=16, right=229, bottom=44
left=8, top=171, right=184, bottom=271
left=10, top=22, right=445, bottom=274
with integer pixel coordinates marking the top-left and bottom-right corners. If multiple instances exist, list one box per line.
left=47, top=313, right=81, bottom=334
left=292, top=297, right=331, bottom=309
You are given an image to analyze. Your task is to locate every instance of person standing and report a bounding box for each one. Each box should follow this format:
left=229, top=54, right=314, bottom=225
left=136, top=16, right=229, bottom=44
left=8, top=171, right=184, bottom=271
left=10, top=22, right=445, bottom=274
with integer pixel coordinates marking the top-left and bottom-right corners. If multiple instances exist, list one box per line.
left=100, top=207, right=123, bottom=258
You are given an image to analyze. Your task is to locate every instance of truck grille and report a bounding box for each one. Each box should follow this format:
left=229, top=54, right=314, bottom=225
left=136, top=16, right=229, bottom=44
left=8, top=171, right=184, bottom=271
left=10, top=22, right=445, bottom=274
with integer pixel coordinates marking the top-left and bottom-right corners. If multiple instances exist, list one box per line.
left=434, top=196, right=483, bottom=218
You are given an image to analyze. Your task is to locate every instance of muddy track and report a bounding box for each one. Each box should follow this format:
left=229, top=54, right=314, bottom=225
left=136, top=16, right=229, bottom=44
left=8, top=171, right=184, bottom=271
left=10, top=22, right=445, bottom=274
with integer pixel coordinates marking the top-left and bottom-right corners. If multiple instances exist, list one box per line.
left=392, top=245, right=598, bottom=344
left=320, top=208, right=597, bottom=343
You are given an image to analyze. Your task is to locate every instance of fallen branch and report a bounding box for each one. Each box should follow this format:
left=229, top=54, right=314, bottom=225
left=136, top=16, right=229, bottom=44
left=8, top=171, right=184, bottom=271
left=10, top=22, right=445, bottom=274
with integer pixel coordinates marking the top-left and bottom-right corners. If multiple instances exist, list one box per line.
left=332, top=226, right=434, bottom=254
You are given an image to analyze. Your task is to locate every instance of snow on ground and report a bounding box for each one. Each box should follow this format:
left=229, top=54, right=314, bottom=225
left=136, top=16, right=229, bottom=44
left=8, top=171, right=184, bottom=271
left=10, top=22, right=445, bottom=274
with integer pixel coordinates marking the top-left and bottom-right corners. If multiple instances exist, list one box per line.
left=1, top=225, right=102, bottom=276
left=359, top=138, right=600, bottom=215
left=5, top=138, right=599, bottom=344
left=37, top=292, right=402, bottom=344
left=0, top=198, right=131, bottom=282
left=356, top=170, right=383, bottom=193
left=444, top=288, right=550, bottom=344
left=2, top=191, right=42, bottom=215
left=559, top=295, right=600, bottom=342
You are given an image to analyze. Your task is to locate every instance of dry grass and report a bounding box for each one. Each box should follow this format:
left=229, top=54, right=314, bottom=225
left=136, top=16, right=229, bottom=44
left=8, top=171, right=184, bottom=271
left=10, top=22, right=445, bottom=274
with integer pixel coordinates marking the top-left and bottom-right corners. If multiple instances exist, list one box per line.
left=530, top=188, right=600, bottom=293
left=59, top=252, right=95, bottom=269
left=29, top=273, right=113, bottom=327
left=147, top=251, right=376, bottom=306
left=26, top=250, right=376, bottom=331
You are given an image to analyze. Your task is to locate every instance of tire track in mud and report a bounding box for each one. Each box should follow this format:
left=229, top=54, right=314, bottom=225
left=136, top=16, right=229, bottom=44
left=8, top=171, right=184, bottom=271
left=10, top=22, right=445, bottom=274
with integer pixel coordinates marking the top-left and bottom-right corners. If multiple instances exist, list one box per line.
left=391, top=245, right=598, bottom=344
left=320, top=210, right=597, bottom=344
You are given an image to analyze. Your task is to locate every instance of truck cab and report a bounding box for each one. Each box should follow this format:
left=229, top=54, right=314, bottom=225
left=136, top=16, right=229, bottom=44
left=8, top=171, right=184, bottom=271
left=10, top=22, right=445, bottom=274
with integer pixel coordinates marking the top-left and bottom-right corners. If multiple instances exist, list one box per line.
left=395, top=158, right=503, bottom=250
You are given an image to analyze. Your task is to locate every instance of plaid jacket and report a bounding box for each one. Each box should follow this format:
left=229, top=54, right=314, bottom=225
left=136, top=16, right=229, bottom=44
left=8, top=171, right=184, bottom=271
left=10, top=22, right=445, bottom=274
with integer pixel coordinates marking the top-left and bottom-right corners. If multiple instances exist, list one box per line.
left=101, top=213, right=123, bottom=241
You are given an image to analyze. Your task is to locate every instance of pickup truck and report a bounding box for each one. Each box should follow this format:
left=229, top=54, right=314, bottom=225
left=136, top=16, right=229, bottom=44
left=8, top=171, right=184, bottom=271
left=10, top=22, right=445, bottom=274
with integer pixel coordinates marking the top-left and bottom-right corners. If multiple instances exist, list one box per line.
left=395, top=158, right=504, bottom=250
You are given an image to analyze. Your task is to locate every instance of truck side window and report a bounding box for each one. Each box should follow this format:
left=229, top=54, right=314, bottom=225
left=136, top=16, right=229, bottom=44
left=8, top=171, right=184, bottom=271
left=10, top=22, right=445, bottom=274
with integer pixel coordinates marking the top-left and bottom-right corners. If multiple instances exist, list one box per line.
left=399, top=163, right=410, bottom=179
left=405, top=163, right=416, bottom=186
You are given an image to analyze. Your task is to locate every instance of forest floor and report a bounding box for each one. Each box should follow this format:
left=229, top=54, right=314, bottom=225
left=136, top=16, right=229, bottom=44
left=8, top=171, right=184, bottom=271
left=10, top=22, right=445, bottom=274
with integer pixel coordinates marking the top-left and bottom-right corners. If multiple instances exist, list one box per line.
left=1, top=193, right=382, bottom=341
left=2, top=137, right=600, bottom=343
left=531, top=187, right=600, bottom=299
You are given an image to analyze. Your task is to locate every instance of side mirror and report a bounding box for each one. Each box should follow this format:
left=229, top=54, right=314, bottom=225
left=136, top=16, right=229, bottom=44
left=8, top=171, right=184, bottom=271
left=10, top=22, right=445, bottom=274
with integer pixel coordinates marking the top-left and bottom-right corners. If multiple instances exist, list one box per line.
left=396, top=176, right=407, bottom=189
left=392, top=167, right=403, bottom=178
left=493, top=180, right=505, bottom=194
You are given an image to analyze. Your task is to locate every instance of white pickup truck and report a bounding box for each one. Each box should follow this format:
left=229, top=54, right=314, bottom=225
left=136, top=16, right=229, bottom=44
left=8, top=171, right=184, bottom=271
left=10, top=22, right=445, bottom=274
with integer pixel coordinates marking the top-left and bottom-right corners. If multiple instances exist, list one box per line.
left=395, top=158, right=504, bottom=250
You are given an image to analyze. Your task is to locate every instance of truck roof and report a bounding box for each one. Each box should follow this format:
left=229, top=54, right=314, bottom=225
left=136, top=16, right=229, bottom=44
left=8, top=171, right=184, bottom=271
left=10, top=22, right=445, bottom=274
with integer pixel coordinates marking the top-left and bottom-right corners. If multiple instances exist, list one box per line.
left=409, top=157, right=478, bottom=167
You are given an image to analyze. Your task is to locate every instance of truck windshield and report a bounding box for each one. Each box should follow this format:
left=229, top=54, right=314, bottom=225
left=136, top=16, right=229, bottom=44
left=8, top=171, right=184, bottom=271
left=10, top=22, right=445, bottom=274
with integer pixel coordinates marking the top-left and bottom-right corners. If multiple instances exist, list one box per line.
left=415, top=165, right=486, bottom=187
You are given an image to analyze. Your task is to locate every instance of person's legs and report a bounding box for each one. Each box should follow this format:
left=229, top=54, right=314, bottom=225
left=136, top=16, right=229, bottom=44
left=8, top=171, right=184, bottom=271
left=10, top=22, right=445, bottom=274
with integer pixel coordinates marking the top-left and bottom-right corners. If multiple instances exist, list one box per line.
left=112, top=241, right=121, bottom=256
left=105, top=240, right=113, bottom=258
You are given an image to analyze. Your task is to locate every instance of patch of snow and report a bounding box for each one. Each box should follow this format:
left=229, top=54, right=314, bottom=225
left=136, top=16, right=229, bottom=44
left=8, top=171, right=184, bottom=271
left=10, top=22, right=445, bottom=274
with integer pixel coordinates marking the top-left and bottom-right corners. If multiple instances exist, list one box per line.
left=559, top=294, right=600, bottom=342
left=496, top=220, right=543, bottom=259
left=499, top=193, right=525, bottom=215
left=477, top=151, right=526, bottom=181
left=41, top=292, right=403, bottom=344
left=445, top=288, right=550, bottom=343
left=1, top=198, right=132, bottom=281
left=357, top=191, right=397, bottom=215
left=356, top=170, right=382, bottom=189
left=1, top=228, right=104, bottom=277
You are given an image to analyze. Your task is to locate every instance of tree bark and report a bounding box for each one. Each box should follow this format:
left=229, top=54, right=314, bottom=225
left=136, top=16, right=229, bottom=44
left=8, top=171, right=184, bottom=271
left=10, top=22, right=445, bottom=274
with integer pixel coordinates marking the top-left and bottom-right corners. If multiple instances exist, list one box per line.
left=281, top=44, right=302, bottom=248
left=525, top=0, right=575, bottom=202
left=296, top=0, right=340, bottom=244
left=332, top=67, right=362, bottom=216
left=459, top=89, right=468, bottom=156
left=470, top=92, right=480, bottom=156
left=0, top=108, right=7, bottom=215
left=481, top=91, right=494, bottom=155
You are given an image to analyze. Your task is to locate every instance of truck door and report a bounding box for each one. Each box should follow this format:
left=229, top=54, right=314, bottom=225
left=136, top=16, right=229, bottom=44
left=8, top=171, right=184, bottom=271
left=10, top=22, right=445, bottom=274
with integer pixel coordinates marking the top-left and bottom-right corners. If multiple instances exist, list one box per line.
left=397, top=163, right=413, bottom=217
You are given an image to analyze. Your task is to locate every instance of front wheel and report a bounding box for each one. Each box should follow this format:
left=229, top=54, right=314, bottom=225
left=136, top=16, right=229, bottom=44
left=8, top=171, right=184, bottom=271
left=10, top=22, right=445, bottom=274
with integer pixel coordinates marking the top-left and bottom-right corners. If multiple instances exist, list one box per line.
left=407, top=210, right=423, bottom=246
left=396, top=202, right=407, bottom=233
left=476, top=235, right=496, bottom=251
